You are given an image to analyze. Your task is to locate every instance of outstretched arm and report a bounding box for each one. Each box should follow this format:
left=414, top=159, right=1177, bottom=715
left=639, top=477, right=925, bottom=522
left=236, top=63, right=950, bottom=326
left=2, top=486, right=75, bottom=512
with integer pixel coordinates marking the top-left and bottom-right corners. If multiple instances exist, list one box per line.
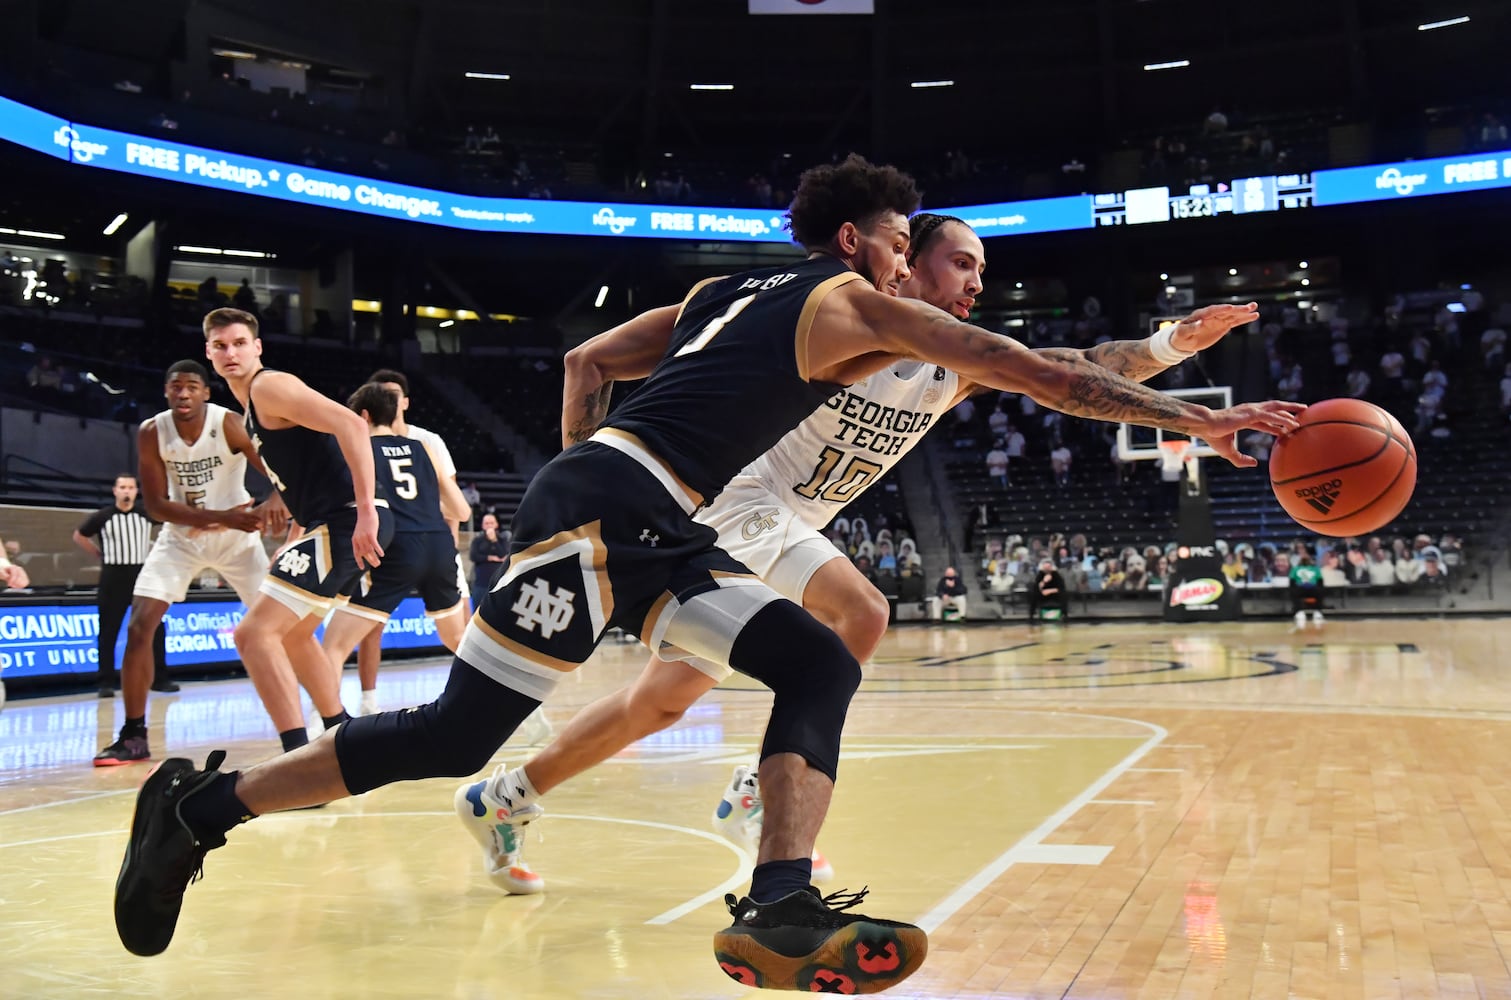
left=838, top=291, right=1301, bottom=467
left=561, top=305, right=680, bottom=448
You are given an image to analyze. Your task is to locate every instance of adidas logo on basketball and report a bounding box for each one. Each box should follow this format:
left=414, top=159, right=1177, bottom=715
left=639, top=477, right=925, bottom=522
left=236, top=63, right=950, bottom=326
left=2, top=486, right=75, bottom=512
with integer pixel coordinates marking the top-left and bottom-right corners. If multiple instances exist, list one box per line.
left=1295, top=479, right=1342, bottom=515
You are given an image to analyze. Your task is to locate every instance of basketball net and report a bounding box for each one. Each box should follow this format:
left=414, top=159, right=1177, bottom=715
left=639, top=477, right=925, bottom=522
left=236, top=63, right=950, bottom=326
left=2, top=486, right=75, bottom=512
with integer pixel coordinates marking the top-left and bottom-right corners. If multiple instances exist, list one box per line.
left=1158, top=439, right=1199, bottom=486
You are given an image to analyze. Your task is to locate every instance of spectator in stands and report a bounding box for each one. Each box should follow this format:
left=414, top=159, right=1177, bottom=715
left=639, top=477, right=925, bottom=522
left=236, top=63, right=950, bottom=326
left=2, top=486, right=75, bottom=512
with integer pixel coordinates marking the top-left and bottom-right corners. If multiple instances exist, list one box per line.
left=853, top=554, right=879, bottom=588
left=1438, top=533, right=1463, bottom=569
left=1102, top=558, right=1125, bottom=590
left=1222, top=549, right=1246, bottom=584
left=1346, top=364, right=1371, bottom=399
left=897, top=537, right=921, bottom=570
left=1481, top=325, right=1507, bottom=372
left=934, top=566, right=968, bottom=621
left=1421, top=360, right=1448, bottom=398
left=1204, top=107, right=1229, bottom=134
left=876, top=539, right=897, bottom=573
left=1050, top=440, right=1073, bottom=486
left=197, top=275, right=222, bottom=309
left=461, top=481, right=482, bottom=526
left=1394, top=545, right=1423, bottom=586
left=987, top=404, right=1010, bottom=439
left=1028, top=559, right=1068, bottom=623
left=233, top=279, right=258, bottom=314
left=1379, top=346, right=1406, bottom=399
left=26, top=355, right=62, bottom=391
left=985, top=439, right=1010, bottom=489
left=0, top=533, right=29, bottom=590
left=467, top=512, right=510, bottom=610
left=1343, top=544, right=1371, bottom=585
left=1289, top=553, right=1325, bottom=630
left=1414, top=389, right=1442, bottom=438
left=1420, top=553, right=1449, bottom=588
left=1320, top=550, right=1350, bottom=588
left=1361, top=546, right=1394, bottom=587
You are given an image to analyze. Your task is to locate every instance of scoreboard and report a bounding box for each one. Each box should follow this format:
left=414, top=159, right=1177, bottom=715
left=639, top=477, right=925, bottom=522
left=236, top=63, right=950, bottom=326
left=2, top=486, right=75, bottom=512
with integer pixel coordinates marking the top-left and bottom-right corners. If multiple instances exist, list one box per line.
left=1092, top=173, right=1316, bottom=227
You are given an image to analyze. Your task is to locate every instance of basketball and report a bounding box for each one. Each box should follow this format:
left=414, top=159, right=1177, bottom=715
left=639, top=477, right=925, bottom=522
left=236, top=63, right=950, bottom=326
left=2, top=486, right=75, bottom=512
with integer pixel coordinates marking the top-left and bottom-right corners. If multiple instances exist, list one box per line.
left=1268, top=398, right=1417, bottom=537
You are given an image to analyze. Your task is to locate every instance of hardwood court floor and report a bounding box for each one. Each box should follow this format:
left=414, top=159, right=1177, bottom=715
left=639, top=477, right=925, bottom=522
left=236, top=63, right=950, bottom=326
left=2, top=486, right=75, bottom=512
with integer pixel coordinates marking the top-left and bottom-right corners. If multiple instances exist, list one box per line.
left=4, top=618, right=1511, bottom=999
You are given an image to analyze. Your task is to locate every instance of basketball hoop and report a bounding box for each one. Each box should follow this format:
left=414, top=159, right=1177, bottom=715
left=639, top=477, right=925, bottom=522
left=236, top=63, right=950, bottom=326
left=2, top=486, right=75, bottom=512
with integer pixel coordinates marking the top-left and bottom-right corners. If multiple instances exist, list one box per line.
left=1158, top=440, right=1193, bottom=482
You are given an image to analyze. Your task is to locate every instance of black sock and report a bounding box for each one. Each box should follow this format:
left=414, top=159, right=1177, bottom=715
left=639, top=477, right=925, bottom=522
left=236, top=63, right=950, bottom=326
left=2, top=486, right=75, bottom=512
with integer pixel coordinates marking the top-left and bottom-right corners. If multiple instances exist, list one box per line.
left=279, top=728, right=309, bottom=753
left=180, top=771, right=256, bottom=838
left=122, top=716, right=147, bottom=737
left=749, top=857, right=814, bottom=904
left=321, top=710, right=351, bottom=730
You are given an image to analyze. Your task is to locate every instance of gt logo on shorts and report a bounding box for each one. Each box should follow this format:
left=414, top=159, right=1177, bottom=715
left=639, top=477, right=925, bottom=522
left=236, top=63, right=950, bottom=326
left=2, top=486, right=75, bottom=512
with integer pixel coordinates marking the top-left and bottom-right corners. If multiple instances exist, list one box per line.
left=277, top=547, right=312, bottom=577
left=511, top=578, right=577, bottom=638
left=740, top=510, right=780, bottom=540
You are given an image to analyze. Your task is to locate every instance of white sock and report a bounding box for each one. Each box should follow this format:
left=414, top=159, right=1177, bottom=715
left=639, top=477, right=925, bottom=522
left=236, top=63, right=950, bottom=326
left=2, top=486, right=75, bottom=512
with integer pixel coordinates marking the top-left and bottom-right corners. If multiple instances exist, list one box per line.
left=491, top=765, right=541, bottom=812
left=360, top=689, right=378, bottom=708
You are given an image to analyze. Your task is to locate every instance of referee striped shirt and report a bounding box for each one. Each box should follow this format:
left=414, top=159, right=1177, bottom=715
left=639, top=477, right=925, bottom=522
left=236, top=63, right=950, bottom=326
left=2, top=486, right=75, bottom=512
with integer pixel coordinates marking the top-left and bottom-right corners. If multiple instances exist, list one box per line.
left=76, top=504, right=156, bottom=566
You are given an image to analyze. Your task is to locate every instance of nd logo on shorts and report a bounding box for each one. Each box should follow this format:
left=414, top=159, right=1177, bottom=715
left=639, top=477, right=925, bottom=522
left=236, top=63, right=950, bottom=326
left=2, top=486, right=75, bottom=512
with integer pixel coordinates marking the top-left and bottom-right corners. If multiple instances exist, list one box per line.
left=477, top=527, right=612, bottom=670
left=274, top=530, right=332, bottom=587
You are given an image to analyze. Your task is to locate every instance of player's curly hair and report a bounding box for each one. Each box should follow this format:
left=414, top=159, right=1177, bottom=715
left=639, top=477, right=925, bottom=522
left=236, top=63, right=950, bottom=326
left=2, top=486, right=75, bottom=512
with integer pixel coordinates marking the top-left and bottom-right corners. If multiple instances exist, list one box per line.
left=786, top=154, right=922, bottom=250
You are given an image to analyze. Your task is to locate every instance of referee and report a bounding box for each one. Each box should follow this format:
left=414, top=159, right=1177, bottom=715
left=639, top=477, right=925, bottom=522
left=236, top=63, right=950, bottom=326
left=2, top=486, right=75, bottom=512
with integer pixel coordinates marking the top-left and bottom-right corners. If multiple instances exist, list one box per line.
left=73, top=474, right=170, bottom=697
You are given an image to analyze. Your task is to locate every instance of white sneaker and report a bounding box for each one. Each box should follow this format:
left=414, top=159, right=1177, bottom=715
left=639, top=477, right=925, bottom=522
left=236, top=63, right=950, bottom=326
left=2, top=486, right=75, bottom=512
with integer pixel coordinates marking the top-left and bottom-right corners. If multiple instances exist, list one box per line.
left=1310, top=613, right=1325, bottom=629
left=514, top=707, right=554, bottom=746
left=712, top=765, right=762, bottom=851
left=711, top=764, right=835, bottom=883
left=454, top=765, right=545, bottom=895
left=359, top=692, right=380, bottom=716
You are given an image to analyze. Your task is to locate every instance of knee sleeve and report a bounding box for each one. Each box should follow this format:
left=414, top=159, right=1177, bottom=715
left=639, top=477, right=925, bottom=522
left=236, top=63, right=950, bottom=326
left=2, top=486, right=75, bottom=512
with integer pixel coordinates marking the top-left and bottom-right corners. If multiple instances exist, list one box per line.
left=728, top=600, right=861, bottom=782
left=334, top=657, right=541, bottom=795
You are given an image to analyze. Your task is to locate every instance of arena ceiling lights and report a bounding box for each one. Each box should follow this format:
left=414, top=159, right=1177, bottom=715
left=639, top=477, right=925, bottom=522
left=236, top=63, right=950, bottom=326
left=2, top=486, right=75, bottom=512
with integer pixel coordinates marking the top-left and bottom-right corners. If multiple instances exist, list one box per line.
left=464, top=72, right=511, bottom=80
left=1417, top=15, right=1470, bottom=30
left=1143, top=59, right=1191, bottom=71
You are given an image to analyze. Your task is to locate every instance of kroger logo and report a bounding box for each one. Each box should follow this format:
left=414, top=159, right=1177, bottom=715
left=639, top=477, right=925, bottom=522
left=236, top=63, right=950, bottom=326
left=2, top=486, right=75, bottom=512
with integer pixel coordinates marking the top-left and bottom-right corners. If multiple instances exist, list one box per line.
left=592, top=207, right=637, bottom=234
left=1375, top=167, right=1428, bottom=196
left=53, top=125, right=109, bottom=163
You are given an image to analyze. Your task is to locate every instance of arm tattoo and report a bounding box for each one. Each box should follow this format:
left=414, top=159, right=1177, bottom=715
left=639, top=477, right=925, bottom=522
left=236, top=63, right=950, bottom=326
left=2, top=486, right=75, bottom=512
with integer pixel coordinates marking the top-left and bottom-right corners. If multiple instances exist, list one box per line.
left=564, top=382, right=613, bottom=444
left=1081, top=340, right=1168, bottom=382
left=1059, top=362, right=1191, bottom=429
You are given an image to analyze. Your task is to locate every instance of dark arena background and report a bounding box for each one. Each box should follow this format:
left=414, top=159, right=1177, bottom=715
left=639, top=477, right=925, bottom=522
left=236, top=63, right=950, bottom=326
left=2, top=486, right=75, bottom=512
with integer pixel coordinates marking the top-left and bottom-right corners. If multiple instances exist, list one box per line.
left=3, top=2, right=1511, bottom=997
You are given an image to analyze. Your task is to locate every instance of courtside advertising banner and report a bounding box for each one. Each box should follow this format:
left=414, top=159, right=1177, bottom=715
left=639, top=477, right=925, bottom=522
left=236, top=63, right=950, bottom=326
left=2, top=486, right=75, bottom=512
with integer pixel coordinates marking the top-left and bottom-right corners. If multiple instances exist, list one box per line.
left=749, top=0, right=874, bottom=13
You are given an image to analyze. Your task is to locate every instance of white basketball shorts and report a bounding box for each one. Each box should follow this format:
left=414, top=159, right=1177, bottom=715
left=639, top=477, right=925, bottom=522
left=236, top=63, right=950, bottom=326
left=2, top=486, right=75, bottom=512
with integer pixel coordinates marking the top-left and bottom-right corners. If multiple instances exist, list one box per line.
left=133, top=529, right=268, bottom=606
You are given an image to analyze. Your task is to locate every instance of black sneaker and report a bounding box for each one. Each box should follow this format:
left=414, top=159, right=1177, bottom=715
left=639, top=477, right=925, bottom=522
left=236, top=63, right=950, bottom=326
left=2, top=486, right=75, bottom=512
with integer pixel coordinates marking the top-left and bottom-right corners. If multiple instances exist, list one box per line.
left=713, top=886, right=928, bottom=994
left=114, top=750, right=230, bottom=956
left=151, top=678, right=181, bottom=693
left=94, top=734, right=150, bottom=767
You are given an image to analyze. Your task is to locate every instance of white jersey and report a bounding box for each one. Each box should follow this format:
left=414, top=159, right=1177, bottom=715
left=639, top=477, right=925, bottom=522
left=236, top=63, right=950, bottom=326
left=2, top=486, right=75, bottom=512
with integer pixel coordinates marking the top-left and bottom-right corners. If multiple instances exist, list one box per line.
left=153, top=403, right=250, bottom=542
left=406, top=423, right=456, bottom=480
left=735, top=360, right=960, bottom=529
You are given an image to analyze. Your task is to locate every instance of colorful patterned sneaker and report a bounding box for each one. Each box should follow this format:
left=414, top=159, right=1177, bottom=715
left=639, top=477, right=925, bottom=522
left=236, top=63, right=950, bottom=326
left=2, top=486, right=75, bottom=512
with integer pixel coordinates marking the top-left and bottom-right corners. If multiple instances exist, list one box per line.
left=453, top=767, right=545, bottom=895
left=712, top=765, right=762, bottom=850
left=114, top=750, right=231, bottom=956
left=94, top=733, right=150, bottom=767
left=713, top=886, right=928, bottom=994
left=713, top=765, right=837, bottom=882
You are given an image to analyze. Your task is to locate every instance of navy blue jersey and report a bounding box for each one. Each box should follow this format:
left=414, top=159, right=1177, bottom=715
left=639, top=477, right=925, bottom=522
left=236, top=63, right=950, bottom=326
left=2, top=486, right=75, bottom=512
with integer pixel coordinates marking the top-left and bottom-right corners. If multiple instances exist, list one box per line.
left=605, top=255, right=860, bottom=501
left=371, top=434, right=448, bottom=534
left=244, top=369, right=373, bottom=526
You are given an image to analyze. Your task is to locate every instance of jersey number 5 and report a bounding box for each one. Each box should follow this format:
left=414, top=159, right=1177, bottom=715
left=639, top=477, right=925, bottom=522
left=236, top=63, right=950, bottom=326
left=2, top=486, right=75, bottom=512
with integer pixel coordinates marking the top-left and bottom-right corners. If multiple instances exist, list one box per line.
left=793, top=446, right=883, bottom=503
left=388, top=458, right=418, bottom=500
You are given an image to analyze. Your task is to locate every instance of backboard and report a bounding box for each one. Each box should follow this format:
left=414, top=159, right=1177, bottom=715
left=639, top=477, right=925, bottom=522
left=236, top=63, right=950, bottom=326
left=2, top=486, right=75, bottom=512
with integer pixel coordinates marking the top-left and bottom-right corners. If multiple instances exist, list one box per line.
left=1115, top=384, right=1233, bottom=462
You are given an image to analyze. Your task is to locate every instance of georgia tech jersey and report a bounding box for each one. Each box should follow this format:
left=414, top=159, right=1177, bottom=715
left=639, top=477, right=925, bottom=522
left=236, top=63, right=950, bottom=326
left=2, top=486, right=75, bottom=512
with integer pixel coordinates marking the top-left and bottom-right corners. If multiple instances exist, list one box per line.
left=153, top=403, right=251, bottom=541
left=740, top=361, right=960, bottom=529
left=604, top=255, right=861, bottom=502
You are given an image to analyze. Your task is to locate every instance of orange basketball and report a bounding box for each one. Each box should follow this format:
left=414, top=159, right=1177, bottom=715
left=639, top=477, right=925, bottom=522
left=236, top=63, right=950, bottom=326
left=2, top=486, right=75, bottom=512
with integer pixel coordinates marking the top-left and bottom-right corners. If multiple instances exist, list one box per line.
left=1268, top=397, right=1417, bottom=537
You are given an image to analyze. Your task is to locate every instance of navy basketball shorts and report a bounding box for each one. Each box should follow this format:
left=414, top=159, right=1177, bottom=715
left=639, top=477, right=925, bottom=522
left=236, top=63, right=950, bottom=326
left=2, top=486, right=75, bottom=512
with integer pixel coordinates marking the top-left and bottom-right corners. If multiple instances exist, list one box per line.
left=261, top=505, right=396, bottom=619
left=456, top=431, right=786, bottom=702
left=343, top=530, right=464, bottom=622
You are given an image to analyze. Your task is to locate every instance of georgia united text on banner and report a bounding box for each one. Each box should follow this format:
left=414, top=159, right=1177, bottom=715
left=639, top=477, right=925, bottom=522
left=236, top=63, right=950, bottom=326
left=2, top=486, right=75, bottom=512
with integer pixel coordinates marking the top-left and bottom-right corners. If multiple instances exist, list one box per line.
left=749, top=0, right=874, bottom=14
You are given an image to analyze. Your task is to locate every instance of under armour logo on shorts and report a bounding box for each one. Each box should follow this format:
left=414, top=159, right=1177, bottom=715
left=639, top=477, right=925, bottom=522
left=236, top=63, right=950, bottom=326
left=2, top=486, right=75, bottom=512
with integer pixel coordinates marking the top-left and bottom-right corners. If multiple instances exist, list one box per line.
left=639, top=529, right=660, bottom=547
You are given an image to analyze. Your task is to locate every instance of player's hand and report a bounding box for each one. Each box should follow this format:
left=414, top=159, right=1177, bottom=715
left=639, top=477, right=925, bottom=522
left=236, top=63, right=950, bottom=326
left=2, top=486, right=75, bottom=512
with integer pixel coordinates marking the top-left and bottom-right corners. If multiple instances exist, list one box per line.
left=220, top=502, right=264, bottom=533
left=1197, top=401, right=1306, bottom=467
left=353, top=505, right=384, bottom=570
left=254, top=494, right=290, bottom=537
left=1, top=563, right=29, bottom=589
left=1167, top=302, right=1259, bottom=353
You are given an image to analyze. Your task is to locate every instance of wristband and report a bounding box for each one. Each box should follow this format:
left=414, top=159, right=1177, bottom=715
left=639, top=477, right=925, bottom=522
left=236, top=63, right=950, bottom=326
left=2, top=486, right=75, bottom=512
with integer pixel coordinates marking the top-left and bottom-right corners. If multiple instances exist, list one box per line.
left=1149, top=325, right=1197, bottom=366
